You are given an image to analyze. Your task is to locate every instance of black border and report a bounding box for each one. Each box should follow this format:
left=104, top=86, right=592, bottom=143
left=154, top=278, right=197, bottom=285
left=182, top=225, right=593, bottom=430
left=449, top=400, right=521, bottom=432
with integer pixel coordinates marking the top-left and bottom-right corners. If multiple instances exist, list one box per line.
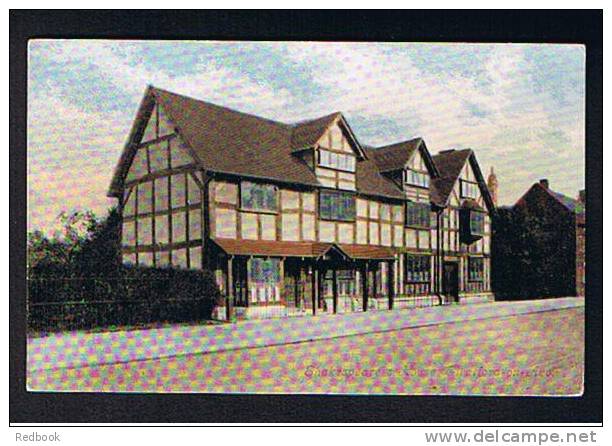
left=10, top=10, right=603, bottom=424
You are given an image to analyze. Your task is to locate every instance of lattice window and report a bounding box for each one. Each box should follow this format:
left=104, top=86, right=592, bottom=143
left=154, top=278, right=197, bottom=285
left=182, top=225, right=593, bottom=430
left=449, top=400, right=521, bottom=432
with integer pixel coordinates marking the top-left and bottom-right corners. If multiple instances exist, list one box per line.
left=405, top=202, right=431, bottom=228
left=319, top=190, right=356, bottom=221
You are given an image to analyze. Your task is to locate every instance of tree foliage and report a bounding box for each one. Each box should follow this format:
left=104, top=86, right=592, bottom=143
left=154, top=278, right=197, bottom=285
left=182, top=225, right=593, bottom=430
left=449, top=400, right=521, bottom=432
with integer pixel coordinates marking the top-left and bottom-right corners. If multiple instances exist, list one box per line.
left=27, top=208, right=121, bottom=276
left=492, top=206, right=576, bottom=299
left=27, top=207, right=221, bottom=332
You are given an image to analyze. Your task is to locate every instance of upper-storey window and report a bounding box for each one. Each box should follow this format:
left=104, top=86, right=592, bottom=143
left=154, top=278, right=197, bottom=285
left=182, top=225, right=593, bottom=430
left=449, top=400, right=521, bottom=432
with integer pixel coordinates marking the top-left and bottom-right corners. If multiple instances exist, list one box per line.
left=470, top=211, right=485, bottom=235
left=405, top=202, right=432, bottom=228
left=318, top=149, right=356, bottom=173
left=460, top=179, right=479, bottom=199
left=319, top=190, right=356, bottom=221
left=404, top=169, right=429, bottom=188
left=460, top=206, right=485, bottom=242
left=240, top=181, right=278, bottom=213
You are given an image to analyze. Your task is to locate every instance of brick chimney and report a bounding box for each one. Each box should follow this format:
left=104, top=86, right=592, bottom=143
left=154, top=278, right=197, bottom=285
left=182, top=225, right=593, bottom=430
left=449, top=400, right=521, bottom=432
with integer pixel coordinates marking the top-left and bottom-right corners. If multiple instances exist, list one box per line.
left=539, top=179, right=549, bottom=189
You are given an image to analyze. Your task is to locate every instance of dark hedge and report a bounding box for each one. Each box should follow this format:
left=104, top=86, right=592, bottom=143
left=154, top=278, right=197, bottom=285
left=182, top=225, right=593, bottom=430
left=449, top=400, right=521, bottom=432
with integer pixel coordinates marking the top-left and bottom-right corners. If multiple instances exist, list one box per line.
left=27, top=265, right=222, bottom=334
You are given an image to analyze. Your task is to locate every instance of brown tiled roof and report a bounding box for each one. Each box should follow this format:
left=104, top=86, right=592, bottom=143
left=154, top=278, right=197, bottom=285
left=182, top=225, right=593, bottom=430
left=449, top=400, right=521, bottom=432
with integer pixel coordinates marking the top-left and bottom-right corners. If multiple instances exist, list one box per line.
left=336, top=244, right=396, bottom=260
left=370, top=138, right=423, bottom=173
left=431, top=149, right=495, bottom=213
left=290, top=113, right=341, bottom=151
left=211, top=238, right=333, bottom=258
left=430, top=149, right=472, bottom=206
left=356, top=152, right=405, bottom=199
left=109, top=87, right=405, bottom=200
left=517, top=183, right=585, bottom=216
left=110, top=87, right=495, bottom=211
left=211, top=238, right=396, bottom=260
left=152, top=88, right=321, bottom=188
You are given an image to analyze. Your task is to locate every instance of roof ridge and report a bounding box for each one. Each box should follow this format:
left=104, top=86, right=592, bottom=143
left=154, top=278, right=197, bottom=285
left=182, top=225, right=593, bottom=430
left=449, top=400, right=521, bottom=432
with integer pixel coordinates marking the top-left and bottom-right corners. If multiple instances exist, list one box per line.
left=289, top=111, right=341, bottom=127
left=150, top=85, right=291, bottom=130
left=374, top=137, right=423, bottom=151
left=539, top=183, right=581, bottom=212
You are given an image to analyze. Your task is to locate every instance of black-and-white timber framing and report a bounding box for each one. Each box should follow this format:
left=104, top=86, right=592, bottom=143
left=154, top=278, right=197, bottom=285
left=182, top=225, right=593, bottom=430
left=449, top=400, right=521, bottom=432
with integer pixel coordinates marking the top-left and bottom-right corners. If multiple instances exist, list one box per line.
left=108, top=86, right=496, bottom=319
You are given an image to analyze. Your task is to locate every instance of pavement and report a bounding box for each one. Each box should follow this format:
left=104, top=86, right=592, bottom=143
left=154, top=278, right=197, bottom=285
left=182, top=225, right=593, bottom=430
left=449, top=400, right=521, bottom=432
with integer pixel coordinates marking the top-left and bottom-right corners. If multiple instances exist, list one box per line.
left=27, top=297, right=584, bottom=373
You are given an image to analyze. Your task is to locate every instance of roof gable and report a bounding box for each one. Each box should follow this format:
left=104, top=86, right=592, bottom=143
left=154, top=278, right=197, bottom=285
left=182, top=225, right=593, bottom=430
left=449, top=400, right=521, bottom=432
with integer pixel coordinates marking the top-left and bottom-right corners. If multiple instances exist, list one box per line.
left=290, top=113, right=339, bottom=152
left=431, top=149, right=495, bottom=212
left=370, top=138, right=439, bottom=177
left=110, top=87, right=399, bottom=198
left=516, top=183, right=584, bottom=215
left=292, top=113, right=366, bottom=159
left=108, top=90, right=201, bottom=196
left=152, top=87, right=321, bottom=187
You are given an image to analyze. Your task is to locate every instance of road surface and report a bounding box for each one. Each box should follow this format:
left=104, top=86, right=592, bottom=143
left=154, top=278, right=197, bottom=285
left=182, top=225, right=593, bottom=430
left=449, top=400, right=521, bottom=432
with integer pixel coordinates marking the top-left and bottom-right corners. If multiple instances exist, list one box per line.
left=28, top=306, right=583, bottom=395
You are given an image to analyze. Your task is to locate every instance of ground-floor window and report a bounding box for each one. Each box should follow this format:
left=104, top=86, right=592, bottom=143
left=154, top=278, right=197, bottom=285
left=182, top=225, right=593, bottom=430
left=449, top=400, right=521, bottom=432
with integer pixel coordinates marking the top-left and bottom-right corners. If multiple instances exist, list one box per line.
left=404, top=254, right=431, bottom=296
left=404, top=254, right=431, bottom=283
left=468, top=257, right=484, bottom=282
left=249, top=257, right=281, bottom=303
left=323, top=269, right=356, bottom=297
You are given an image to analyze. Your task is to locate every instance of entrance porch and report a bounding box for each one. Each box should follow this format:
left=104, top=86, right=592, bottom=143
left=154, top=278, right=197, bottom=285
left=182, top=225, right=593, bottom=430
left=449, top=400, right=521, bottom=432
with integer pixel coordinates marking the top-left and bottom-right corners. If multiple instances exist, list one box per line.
left=209, top=238, right=396, bottom=320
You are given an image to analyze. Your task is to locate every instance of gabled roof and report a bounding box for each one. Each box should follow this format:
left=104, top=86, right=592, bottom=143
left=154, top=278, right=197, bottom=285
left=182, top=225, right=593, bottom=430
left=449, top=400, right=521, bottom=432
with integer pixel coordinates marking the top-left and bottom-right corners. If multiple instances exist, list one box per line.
left=431, top=148, right=495, bottom=212
left=548, top=189, right=585, bottom=214
left=290, top=112, right=340, bottom=152
left=153, top=87, right=321, bottom=187
left=370, top=138, right=439, bottom=177
left=357, top=150, right=405, bottom=199
left=431, top=149, right=472, bottom=206
left=290, top=112, right=367, bottom=159
left=109, top=87, right=394, bottom=198
left=516, top=182, right=585, bottom=215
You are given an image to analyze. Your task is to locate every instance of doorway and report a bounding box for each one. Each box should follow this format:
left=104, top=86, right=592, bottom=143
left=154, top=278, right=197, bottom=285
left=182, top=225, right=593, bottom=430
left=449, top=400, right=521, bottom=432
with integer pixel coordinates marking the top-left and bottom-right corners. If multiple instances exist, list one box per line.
left=443, top=261, right=459, bottom=304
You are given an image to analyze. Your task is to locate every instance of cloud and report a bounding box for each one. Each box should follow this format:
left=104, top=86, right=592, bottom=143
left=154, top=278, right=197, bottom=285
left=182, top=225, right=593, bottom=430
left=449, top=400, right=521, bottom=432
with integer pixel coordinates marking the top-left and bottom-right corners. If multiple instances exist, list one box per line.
left=28, top=41, right=585, bottom=234
left=27, top=86, right=130, bottom=233
left=34, top=40, right=295, bottom=118
left=28, top=41, right=301, bottom=233
left=276, top=42, right=585, bottom=205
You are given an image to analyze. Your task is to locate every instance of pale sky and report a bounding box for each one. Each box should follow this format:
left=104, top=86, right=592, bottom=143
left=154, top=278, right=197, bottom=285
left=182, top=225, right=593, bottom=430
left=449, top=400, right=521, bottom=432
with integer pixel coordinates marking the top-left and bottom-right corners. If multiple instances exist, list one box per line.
left=28, top=40, right=585, bottom=234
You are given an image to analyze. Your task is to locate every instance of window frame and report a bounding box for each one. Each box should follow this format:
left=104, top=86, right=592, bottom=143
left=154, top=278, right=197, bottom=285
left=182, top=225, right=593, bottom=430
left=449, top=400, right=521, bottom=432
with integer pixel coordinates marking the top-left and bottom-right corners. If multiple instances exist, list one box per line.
left=249, top=257, right=281, bottom=285
left=404, top=254, right=431, bottom=284
left=469, top=210, right=486, bottom=236
left=405, top=201, right=432, bottom=229
left=239, top=181, right=279, bottom=214
left=404, top=168, right=430, bottom=189
left=318, top=148, right=356, bottom=173
left=460, top=179, right=479, bottom=199
left=468, top=257, right=485, bottom=282
left=319, top=189, right=356, bottom=222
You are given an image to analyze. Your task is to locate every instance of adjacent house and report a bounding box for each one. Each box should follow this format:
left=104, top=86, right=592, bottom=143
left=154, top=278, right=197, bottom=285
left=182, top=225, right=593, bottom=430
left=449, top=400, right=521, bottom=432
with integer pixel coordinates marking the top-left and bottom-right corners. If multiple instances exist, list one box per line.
left=513, top=180, right=586, bottom=297
left=108, top=86, right=496, bottom=319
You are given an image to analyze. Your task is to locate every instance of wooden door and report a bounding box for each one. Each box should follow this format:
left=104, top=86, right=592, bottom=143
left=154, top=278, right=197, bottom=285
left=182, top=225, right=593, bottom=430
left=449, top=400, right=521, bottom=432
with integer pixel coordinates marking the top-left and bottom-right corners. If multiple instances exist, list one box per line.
left=443, top=262, right=459, bottom=304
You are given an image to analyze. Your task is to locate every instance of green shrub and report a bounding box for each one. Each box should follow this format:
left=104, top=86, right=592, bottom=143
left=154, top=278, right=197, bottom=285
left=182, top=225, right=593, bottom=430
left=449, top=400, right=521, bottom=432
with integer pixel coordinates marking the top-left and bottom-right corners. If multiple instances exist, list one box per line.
left=27, top=208, right=221, bottom=333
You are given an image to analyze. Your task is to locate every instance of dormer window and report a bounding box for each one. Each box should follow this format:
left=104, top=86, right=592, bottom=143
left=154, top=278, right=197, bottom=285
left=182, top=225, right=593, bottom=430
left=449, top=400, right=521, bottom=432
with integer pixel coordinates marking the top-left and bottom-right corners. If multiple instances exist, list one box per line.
left=318, top=149, right=356, bottom=173
left=404, top=169, right=429, bottom=188
left=460, top=179, right=479, bottom=199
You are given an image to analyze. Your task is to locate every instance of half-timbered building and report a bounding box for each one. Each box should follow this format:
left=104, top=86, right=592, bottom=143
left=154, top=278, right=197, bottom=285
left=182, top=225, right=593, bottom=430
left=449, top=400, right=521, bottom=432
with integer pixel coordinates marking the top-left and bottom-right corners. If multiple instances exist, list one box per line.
left=108, top=86, right=496, bottom=319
